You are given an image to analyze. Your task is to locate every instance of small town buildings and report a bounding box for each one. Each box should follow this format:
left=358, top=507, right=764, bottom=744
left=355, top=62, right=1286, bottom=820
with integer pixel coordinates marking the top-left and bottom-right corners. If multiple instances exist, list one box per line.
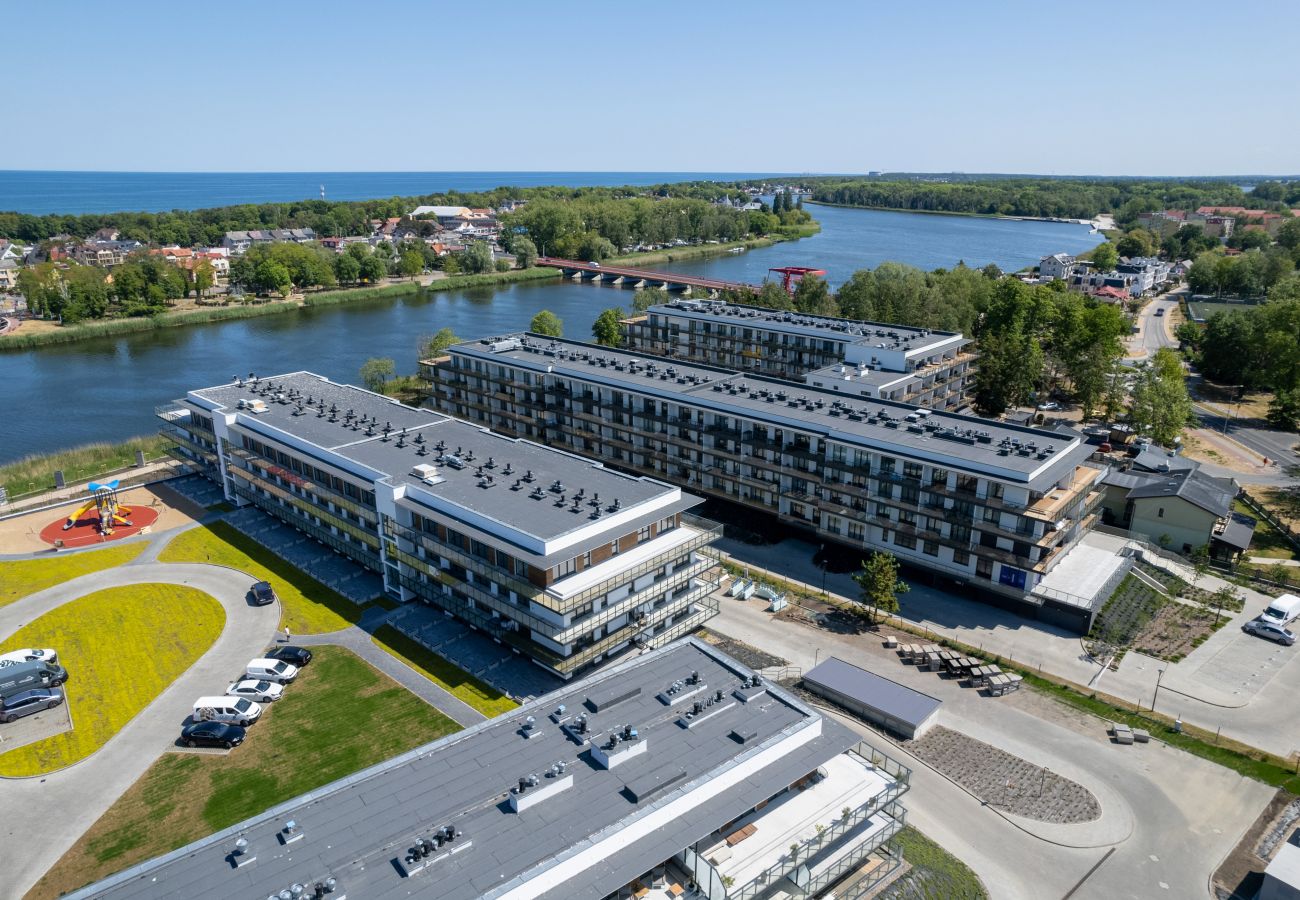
left=66, top=638, right=910, bottom=900
left=221, top=228, right=317, bottom=254
left=626, top=300, right=976, bottom=410
left=159, top=372, right=721, bottom=680
left=429, top=333, right=1108, bottom=628
left=0, top=258, right=19, bottom=290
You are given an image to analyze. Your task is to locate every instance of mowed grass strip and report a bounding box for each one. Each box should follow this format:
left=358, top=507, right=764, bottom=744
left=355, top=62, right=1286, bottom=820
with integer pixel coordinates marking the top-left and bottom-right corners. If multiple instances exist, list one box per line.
left=0, top=542, right=146, bottom=608
left=28, top=647, right=460, bottom=900
left=0, top=584, right=223, bottom=777
left=372, top=624, right=518, bottom=718
left=157, top=521, right=371, bottom=634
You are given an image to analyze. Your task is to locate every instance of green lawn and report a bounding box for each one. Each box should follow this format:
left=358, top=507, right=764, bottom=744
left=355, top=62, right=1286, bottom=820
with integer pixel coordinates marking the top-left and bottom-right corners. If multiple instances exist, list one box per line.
left=372, top=624, right=518, bottom=718
left=0, top=542, right=146, bottom=608
left=1237, top=499, right=1298, bottom=561
left=157, top=521, right=377, bottom=634
left=882, top=826, right=988, bottom=900
left=0, top=584, right=223, bottom=777
left=29, top=647, right=460, bottom=900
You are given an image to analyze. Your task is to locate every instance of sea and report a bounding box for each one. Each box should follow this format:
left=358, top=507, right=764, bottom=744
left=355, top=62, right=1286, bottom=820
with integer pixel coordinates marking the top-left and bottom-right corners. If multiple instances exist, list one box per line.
left=0, top=171, right=787, bottom=216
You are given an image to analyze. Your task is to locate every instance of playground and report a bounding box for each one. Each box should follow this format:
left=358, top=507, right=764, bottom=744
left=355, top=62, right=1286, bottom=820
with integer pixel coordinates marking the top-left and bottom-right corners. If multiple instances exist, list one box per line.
left=0, top=482, right=202, bottom=555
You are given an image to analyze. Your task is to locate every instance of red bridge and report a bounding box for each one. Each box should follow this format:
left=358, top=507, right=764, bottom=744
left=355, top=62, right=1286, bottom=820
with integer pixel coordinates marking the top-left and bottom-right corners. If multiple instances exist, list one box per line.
left=536, top=257, right=760, bottom=294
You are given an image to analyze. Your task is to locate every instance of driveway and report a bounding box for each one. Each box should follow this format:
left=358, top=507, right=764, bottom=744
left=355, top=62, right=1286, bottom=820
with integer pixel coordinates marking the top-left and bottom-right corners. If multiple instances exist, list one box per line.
left=0, top=562, right=279, bottom=900
left=710, top=596, right=1273, bottom=899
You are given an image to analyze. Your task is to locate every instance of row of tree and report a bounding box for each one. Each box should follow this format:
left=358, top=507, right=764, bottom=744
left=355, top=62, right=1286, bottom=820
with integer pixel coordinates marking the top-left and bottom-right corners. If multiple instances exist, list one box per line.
left=0, top=181, right=752, bottom=248
left=17, top=255, right=213, bottom=322
left=1186, top=248, right=1297, bottom=298
left=807, top=178, right=1260, bottom=222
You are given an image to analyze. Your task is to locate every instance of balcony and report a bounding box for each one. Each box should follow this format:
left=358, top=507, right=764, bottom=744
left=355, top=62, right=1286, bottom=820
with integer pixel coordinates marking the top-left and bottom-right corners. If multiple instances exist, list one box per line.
left=1026, top=467, right=1100, bottom=521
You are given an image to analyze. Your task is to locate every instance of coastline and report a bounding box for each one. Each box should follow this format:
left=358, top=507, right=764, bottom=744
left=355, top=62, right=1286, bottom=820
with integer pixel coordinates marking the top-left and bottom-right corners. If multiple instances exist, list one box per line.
left=0, top=226, right=820, bottom=352
left=804, top=199, right=1107, bottom=230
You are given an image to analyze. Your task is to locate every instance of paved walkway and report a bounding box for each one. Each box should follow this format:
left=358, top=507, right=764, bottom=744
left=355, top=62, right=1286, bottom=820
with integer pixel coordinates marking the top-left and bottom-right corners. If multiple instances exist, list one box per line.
left=711, top=596, right=1273, bottom=900
left=0, top=562, right=278, bottom=900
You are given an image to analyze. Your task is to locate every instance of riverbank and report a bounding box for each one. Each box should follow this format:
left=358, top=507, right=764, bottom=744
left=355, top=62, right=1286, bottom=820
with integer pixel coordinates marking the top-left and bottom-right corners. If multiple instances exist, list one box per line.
left=805, top=199, right=1104, bottom=229
left=0, top=435, right=169, bottom=500
left=0, top=227, right=823, bottom=353
left=0, top=267, right=561, bottom=352
left=609, top=223, right=821, bottom=267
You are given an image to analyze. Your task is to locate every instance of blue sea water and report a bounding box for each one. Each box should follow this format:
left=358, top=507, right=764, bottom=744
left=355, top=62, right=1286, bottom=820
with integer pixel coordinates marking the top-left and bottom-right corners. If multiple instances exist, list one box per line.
left=0, top=171, right=785, bottom=216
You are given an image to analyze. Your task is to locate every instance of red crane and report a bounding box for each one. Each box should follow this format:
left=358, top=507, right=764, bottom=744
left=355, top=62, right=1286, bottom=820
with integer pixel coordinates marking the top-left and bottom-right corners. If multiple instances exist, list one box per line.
left=768, top=266, right=827, bottom=295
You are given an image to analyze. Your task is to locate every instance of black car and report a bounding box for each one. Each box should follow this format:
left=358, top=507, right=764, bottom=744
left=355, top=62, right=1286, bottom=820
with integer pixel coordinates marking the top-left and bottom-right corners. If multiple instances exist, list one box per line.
left=250, top=581, right=277, bottom=606
left=181, top=721, right=246, bottom=749
left=265, top=645, right=312, bottom=667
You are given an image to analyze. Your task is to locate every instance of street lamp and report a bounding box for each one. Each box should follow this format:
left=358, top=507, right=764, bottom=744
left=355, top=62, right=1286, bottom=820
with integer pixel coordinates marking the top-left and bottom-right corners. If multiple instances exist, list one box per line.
left=819, top=544, right=828, bottom=597
left=1151, top=667, right=1165, bottom=712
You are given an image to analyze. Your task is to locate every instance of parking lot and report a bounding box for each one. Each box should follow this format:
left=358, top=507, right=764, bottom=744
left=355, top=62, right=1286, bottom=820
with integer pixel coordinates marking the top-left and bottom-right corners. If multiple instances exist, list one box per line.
left=0, top=701, right=72, bottom=752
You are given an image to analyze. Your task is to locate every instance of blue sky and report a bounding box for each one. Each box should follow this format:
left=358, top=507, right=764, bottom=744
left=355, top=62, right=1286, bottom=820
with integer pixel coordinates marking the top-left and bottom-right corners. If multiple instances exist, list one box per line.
left=2, top=0, right=1296, bottom=175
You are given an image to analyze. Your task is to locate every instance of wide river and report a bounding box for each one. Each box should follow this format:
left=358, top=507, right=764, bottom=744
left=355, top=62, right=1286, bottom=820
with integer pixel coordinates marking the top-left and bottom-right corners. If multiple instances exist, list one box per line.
left=0, top=204, right=1100, bottom=463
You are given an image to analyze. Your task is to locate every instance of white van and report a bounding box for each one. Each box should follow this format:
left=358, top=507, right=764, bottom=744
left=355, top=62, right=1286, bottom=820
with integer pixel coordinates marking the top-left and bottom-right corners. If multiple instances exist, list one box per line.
left=193, top=696, right=262, bottom=726
left=1261, top=594, right=1300, bottom=626
left=246, top=658, right=298, bottom=684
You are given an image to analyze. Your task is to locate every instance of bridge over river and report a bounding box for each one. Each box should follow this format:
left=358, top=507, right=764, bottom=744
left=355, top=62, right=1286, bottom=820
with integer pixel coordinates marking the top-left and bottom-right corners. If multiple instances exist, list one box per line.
left=535, top=257, right=760, bottom=294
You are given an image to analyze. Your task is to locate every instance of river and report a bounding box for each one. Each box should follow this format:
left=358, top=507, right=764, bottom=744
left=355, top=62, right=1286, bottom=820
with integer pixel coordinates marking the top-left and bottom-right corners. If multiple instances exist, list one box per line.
left=0, top=206, right=1100, bottom=463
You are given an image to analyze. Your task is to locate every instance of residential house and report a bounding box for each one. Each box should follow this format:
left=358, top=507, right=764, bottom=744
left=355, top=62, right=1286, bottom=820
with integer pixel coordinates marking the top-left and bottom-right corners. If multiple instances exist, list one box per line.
left=221, top=228, right=317, bottom=255
left=1039, top=253, right=1077, bottom=281
left=0, top=258, right=19, bottom=290
left=70, top=238, right=143, bottom=268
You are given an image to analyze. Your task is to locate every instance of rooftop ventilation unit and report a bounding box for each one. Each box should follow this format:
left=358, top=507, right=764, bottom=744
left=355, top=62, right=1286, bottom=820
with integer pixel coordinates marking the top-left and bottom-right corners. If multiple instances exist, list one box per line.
left=411, top=464, right=444, bottom=486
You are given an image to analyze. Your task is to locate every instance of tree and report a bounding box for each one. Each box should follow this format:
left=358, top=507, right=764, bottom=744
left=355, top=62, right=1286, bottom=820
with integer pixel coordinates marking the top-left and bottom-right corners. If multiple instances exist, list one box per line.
left=592, top=308, right=624, bottom=346
left=512, top=236, right=538, bottom=269
left=631, top=289, right=658, bottom=314
left=419, top=327, right=460, bottom=360
left=359, top=357, right=395, bottom=392
left=1116, top=229, right=1155, bottom=259
left=1128, top=350, right=1193, bottom=446
left=334, top=253, right=360, bottom=284
left=793, top=274, right=836, bottom=315
left=530, top=309, right=563, bottom=337
left=254, top=259, right=293, bottom=297
left=358, top=255, right=387, bottom=283
left=852, top=552, right=909, bottom=626
left=1090, top=241, right=1118, bottom=271
left=193, top=260, right=214, bottom=298
left=1267, top=389, right=1300, bottom=432
left=399, top=248, right=424, bottom=278
left=1190, top=545, right=1211, bottom=594
left=459, top=241, right=495, bottom=275
left=1278, top=218, right=1300, bottom=251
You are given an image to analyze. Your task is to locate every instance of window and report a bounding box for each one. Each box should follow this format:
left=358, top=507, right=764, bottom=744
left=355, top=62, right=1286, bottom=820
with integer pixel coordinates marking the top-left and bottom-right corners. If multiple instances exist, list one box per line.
left=638, top=525, right=651, bottom=542
left=875, top=503, right=890, bottom=520
left=953, top=550, right=971, bottom=566
left=931, top=467, right=948, bottom=486
left=848, top=522, right=865, bottom=541
left=983, top=507, right=1000, bottom=523
left=976, top=557, right=993, bottom=579
left=901, top=484, right=919, bottom=504
left=894, top=533, right=917, bottom=550
left=553, top=557, right=576, bottom=580
left=1157, top=507, right=1164, bottom=518
left=903, top=462, right=923, bottom=480
left=825, top=515, right=842, bottom=534
left=582, top=551, right=592, bottom=568
left=610, top=540, right=621, bottom=556
left=923, top=541, right=939, bottom=557
left=879, top=456, right=896, bottom=475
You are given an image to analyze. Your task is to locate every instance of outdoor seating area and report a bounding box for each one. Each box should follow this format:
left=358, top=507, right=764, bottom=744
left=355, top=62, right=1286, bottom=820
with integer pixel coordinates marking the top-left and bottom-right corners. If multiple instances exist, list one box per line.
left=897, top=643, right=1022, bottom=696
left=610, top=861, right=699, bottom=899
left=223, top=506, right=384, bottom=604
left=388, top=604, right=563, bottom=701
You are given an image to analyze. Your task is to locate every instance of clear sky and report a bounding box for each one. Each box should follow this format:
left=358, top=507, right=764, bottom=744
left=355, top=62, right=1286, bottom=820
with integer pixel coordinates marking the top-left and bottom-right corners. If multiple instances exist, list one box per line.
left=3, top=0, right=1296, bottom=175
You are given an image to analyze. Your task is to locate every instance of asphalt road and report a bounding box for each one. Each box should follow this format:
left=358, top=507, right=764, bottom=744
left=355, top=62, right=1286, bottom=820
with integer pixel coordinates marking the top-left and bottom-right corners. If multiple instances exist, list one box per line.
left=1193, top=404, right=1298, bottom=470
left=1126, top=291, right=1182, bottom=364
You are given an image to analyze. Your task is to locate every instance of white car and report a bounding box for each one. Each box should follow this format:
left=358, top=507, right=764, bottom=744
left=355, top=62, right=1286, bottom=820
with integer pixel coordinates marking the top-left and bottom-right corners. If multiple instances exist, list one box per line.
left=1036, top=401, right=1062, bottom=411
left=245, top=658, right=298, bottom=684
left=0, top=649, right=59, bottom=668
left=226, top=679, right=284, bottom=703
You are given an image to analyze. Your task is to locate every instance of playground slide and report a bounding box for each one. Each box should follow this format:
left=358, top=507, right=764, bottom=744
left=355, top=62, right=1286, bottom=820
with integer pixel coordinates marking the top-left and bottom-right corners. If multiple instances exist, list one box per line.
left=62, top=499, right=99, bottom=530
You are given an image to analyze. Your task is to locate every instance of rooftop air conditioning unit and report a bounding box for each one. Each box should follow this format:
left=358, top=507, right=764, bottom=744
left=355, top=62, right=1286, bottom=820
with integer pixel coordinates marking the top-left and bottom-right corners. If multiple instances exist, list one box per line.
left=411, top=464, right=445, bottom=486
left=247, top=399, right=269, bottom=414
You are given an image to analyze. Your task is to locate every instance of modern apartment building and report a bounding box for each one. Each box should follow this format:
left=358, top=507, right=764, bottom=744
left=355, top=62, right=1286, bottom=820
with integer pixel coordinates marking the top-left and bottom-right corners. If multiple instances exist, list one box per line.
left=69, top=639, right=910, bottom=900
left=158, top=372, right=721, bottom=679
left=624, top=300, right=975, bottom=410
left=430, top=335, right=1107, bottom=630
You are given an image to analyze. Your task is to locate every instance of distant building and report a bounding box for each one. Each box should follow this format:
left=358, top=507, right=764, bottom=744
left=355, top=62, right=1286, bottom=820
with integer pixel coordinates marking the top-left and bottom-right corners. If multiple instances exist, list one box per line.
left=221, top=228, right=317, bottom=255
left=1038, top=253, right=1076, bottom=281
left=0, top=258, right=19, bottom=290
left=69, top=239, right=143, bottom=268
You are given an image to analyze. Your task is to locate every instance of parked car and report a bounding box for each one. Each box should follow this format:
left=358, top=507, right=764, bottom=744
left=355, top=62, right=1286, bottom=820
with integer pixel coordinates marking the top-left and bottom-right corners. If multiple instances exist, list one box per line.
left=226, top=679, right=284, bottom=703
left=1154, top=308, right=1165, bottom=317
left=246, top=658, right=298, bottom=684
left=180, top=721, right=246, bottom=749
left=0, top=648, right=59, bottom=668
left=265, top=645, right=313, bottom=667
left=1242, top=618, right=1296, bottom=646
left=193, top=696, right=263, bottom=726
left=250, top=581, right=277, bottom=606
left=1036, top=401, right=1062, bottom=411
left=1, top=688, right=63, bottom=723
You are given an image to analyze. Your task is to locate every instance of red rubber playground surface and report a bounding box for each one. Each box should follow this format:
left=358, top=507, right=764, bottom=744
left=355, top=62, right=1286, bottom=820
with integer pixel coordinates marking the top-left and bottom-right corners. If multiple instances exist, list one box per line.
left=39, top=505, right=160, bottom=548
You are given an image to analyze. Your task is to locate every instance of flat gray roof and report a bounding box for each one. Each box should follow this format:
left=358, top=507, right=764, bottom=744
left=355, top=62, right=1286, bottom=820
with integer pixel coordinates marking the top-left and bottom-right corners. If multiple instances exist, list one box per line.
left=648, top=300, right=963, bottom=354
left=451, top=336, right=1094, bottom=489
left=804, top=657, right=942, bottom=730
left=70, top=639, right=860, bottom=900
left=187, top=372, right=693, bottom=546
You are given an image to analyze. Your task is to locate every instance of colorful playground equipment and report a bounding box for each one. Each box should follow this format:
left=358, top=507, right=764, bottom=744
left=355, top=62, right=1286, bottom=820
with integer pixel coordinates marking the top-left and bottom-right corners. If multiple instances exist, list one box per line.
left=63, top=480, right=133, bottom=536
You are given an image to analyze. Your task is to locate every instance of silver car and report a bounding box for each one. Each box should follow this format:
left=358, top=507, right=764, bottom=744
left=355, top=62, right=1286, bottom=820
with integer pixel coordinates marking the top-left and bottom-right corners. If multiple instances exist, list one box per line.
left=1243, top=618, right=1296, bottom=645
left=225, top=679, right=284, bottom=703
left=1, top=688, right=64, bottom=723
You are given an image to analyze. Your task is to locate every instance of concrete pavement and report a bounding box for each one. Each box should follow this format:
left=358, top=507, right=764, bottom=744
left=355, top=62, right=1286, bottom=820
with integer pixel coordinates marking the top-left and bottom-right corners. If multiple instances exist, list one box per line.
left=710, top=594, right=1274, bottom=899
left=0, top=562, right=278, bottom=900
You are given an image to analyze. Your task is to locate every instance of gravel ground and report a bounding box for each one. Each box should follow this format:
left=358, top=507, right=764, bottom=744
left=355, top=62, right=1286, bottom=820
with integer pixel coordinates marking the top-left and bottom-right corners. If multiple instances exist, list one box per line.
left=908, top=725, right=1101, bottom=824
